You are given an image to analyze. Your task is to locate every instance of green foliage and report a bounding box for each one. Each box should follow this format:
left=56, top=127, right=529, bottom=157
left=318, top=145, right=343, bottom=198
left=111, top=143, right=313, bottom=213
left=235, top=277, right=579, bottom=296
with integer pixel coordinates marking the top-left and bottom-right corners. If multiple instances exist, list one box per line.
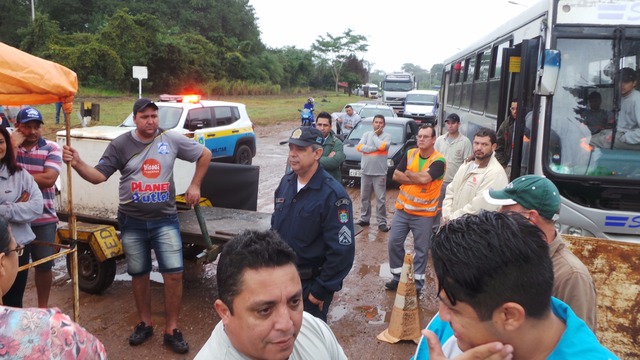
left=45, top=42, right=124, bottom=87
left=18, top=14, right=62, bottom=55
left=2, top=1, right=368, bottom=93
left=311, top=28, right=369, bottom=93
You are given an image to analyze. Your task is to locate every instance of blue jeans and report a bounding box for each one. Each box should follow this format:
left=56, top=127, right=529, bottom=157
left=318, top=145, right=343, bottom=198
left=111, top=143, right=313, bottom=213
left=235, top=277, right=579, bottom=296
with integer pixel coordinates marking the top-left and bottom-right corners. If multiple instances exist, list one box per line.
left=118, top=212, right=183, bottom=276
left=55, top=102, right=62, bottom=124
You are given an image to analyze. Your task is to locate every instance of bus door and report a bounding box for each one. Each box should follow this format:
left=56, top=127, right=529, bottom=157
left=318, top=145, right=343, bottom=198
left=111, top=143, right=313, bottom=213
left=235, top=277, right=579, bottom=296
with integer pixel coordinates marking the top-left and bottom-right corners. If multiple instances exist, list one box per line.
left=440, top=70, right=451, bottom=135
left=499, top=38, right=541, bottom=181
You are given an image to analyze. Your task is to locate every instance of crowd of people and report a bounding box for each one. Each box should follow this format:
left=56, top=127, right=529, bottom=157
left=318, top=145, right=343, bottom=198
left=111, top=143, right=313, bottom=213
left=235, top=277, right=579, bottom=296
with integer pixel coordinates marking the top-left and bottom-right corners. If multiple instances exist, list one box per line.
left=0, top=96, right=619, bottom=359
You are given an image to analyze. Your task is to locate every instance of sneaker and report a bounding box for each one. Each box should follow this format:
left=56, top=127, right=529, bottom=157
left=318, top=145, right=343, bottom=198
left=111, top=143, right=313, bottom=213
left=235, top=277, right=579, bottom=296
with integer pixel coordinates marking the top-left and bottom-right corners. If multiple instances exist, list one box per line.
left=129, top=322, right=153, bottom=346
left=385, top=279, right=399, bottom=291
left=356, top=220, right=370, bottom=226
left=164, top=329, right=189, bottom=354
left=378, top=224, right=389, bottom=232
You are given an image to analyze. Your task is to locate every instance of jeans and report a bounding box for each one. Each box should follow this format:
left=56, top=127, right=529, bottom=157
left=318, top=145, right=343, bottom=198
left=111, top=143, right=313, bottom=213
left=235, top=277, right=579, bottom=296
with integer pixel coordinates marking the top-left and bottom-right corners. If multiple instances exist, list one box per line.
left=359, top=174, right=387, bottom=226
left=118, top=212, right=183, bottom=276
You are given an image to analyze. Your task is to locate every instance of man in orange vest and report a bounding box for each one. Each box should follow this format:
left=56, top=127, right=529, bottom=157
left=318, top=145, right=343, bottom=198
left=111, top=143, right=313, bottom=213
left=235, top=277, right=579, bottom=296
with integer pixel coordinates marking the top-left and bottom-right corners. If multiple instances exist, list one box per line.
left=386, top=125, right=445, bottom=294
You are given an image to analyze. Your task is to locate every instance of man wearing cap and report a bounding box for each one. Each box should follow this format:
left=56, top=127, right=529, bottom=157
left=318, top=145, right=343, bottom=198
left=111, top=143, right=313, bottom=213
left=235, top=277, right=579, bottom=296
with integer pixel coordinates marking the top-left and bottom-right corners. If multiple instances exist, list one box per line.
left=10, top=107, right=62, bottom=309
left=356, top=115, right=392, bottom=232
left=591, top=67, right=640, bottom=150
left=271, top=126, right=355, bottom=322
left=442, top=128, right=508, bottom=222
left=484, top=175, right=597, bottom=331
left=62, top=98, right=212, bottom=353
left=433, top=113, right=471, bottom=227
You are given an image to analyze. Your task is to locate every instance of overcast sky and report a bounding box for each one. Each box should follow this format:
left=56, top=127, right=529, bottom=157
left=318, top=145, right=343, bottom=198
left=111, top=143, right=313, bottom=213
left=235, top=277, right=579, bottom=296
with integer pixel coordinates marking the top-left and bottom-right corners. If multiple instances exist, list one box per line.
left=249, top=0, right=538, bottom=73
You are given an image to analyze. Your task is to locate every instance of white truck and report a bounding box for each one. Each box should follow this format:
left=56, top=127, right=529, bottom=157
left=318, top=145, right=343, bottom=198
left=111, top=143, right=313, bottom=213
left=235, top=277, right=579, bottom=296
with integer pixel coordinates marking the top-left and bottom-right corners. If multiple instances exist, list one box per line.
left=381, top=72, right=416, bottom=115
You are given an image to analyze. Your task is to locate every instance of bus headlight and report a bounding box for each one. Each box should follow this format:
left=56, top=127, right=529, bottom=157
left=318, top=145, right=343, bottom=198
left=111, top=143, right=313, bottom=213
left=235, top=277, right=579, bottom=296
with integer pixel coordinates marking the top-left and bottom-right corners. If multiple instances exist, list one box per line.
left=567, top=226, right=584, bottom=236
left=387, top=159, right=394, bottom=167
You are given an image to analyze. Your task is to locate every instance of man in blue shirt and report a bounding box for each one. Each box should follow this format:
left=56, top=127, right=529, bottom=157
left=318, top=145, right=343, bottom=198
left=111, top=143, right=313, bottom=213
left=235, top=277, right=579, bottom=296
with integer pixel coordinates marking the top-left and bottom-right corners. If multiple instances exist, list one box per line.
left=272, top=126, right=355, bottom=322
left=412, top=211, right=617, bottom=360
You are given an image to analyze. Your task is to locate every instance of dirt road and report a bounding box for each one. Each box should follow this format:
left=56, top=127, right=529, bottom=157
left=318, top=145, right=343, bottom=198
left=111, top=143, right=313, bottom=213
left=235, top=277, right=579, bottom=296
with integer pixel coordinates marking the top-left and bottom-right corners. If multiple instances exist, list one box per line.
left=24, top=119, right=438, bottom=359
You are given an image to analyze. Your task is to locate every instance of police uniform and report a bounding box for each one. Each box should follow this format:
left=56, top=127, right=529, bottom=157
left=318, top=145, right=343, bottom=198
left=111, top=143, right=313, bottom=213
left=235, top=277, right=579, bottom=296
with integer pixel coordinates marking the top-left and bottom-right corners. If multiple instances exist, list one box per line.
left=272, top=127, right=355, bottom=322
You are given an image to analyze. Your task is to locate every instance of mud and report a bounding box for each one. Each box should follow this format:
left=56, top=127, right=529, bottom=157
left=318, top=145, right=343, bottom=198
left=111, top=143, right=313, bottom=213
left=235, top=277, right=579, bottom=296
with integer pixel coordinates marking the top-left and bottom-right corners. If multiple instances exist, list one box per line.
left=24, top=119, right=438, bottom=359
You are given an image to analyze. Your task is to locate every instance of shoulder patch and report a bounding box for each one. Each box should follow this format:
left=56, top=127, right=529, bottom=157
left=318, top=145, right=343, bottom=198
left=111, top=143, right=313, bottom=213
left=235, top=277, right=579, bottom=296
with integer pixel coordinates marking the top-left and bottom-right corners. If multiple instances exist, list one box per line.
left=335, top=198, right=351, bottom=207
left=338, top=225, right=353, bottom=245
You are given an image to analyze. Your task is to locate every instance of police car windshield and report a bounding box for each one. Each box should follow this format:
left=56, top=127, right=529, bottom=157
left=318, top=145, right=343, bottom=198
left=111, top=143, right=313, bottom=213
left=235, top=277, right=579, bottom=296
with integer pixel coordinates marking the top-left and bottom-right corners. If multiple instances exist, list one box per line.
left=121, top=107, right=183, bottom=129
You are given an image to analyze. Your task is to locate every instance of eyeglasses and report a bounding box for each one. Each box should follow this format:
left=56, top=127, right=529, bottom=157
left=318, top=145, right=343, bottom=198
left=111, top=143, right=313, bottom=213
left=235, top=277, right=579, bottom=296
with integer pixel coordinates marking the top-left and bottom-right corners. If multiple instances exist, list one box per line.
left=4, top=244, right=25, bottom=257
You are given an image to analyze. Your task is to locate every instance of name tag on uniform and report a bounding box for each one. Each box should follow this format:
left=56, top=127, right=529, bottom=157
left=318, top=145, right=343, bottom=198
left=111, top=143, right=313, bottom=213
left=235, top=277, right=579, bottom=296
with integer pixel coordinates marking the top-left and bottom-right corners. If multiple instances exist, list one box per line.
left=275, top=198, right=285, bottom=204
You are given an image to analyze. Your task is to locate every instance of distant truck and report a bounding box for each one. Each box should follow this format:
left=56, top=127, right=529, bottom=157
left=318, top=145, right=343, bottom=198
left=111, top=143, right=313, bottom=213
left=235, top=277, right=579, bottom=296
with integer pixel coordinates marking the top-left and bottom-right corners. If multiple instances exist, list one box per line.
left=381, top=72, right=416, bottom=115
left=402, top=89, right=439, bottom=125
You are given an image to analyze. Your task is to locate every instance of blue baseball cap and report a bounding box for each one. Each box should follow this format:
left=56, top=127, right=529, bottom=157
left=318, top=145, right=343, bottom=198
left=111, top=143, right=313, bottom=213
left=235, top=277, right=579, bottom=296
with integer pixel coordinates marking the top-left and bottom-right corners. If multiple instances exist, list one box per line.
left=16, top=107, right=44, bottom=124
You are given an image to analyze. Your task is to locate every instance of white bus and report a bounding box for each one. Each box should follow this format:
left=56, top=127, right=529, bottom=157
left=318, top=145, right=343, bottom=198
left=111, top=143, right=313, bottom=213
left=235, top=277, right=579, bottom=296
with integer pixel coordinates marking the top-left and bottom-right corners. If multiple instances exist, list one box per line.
left=439, top=0, right=640, bottom=243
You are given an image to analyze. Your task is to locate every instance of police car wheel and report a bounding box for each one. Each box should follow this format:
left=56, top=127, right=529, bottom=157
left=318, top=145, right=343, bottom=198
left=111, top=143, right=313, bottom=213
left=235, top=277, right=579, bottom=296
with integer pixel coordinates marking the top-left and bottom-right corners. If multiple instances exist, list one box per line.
left=234, top=145, right=252, bottom=165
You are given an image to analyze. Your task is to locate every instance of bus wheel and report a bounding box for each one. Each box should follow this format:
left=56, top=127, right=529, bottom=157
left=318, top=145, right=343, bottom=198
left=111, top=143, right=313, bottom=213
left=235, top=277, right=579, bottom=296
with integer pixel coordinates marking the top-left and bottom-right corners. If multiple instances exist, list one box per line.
left=67, top=243, right=116, bottom=294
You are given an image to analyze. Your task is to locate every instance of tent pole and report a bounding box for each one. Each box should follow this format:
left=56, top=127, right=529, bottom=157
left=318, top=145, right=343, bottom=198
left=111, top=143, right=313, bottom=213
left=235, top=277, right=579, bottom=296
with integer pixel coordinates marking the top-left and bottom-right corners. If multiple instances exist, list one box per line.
left=64, top=109, right=80, bottom=323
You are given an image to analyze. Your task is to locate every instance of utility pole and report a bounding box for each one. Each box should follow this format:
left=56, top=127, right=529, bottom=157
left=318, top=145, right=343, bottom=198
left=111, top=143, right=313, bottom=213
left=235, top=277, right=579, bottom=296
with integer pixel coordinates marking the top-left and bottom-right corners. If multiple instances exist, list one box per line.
left=31, top=0, right=35, bottom=21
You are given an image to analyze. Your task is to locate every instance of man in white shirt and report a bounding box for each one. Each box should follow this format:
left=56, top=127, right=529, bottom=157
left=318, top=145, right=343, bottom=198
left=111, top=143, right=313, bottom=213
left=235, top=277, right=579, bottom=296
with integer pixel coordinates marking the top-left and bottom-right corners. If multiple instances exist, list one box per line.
left=433, top=113, right=471, bottom=226
left=195, top=229, right=347, bottom=360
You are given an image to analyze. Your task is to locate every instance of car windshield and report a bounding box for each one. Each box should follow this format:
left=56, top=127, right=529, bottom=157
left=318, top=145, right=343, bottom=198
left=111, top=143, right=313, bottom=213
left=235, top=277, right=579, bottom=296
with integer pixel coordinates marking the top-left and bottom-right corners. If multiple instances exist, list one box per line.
left=121, top=106, right=183, bottom=129
left=347, top=122, right=404, bottom=144
left=405, top=94, right=436, bottom=105
left=359, top=107, right=394, bottom=118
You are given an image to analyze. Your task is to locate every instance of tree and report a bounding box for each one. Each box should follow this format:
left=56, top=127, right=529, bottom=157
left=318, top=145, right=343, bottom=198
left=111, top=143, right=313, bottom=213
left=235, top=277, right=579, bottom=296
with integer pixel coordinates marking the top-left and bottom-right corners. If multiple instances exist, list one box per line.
left=343, top=54, right=368, bottom=95
left=311, top=28, right=368, bottom=93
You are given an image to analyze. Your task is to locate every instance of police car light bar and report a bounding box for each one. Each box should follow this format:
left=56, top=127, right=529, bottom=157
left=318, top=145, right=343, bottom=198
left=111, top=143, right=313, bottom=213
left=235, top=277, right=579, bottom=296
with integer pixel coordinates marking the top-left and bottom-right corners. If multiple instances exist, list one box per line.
left=158, top=94, right=201, bottom=103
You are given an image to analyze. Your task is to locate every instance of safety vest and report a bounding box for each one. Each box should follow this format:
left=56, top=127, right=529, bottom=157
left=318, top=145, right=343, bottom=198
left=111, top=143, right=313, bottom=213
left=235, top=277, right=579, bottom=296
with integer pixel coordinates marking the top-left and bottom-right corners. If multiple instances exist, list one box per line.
left=395, top=148, right=445, bottom=217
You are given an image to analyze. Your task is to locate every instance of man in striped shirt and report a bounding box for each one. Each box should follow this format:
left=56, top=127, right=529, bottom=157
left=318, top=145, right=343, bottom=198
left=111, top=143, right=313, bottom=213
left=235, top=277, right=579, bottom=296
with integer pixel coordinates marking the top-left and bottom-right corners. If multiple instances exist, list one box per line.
left=11, top=107, right=62, bottom=308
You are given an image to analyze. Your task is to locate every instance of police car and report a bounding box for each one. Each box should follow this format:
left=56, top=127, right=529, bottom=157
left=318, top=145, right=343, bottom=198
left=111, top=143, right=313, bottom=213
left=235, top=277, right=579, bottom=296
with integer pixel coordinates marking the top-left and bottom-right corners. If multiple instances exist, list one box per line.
left=120, top=94, right=256, bottom=164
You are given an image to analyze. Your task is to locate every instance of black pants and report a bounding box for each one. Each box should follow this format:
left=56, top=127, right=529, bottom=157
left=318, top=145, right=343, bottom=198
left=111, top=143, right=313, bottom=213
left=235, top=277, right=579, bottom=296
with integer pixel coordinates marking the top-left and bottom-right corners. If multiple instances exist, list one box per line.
left=2, top=251, right=30, bottom=307
left=301, top=279, right=334, bottom=322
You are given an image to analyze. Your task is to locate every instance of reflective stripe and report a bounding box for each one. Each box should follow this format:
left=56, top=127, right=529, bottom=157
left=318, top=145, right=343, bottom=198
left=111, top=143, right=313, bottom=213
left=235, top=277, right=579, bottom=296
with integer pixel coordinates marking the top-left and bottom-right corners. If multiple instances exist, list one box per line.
left=414, top=273, right=426, bottom=280
left=396, top=199, right=439, bottom=212
left=399, top=190, right=439, bottom=205
left=390, top=267, right=402, bottom=274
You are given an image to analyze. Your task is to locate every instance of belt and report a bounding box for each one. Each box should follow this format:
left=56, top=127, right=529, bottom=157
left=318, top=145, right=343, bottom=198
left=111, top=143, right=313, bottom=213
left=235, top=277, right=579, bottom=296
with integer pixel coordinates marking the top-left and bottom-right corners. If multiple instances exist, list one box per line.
left=298, top=267, right=320, bottom=280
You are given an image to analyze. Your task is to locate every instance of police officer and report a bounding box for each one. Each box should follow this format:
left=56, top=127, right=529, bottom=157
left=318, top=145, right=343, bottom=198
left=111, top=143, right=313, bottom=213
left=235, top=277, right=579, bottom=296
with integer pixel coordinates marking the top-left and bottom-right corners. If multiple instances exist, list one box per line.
left=272, top=126, right=355, bottom=322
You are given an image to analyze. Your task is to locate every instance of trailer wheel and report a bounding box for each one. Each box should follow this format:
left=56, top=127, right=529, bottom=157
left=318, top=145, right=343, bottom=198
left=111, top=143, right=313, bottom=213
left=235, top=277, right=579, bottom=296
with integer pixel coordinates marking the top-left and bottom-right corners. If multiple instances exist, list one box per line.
left=234, top=145, right=252, bottom=165
left=67, top=243, right=116, bottom=294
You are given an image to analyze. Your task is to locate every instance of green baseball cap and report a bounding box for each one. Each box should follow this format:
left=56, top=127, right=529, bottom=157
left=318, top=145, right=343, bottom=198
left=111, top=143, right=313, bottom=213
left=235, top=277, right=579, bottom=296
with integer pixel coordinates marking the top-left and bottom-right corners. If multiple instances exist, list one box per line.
left=484, top=175, right=560, bottom=221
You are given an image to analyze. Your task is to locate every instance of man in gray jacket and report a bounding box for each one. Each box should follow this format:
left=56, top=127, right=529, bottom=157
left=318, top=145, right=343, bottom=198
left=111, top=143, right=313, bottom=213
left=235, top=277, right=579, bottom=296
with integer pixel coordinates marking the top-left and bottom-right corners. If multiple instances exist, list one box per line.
left=356, top=115, right=392, bottom=232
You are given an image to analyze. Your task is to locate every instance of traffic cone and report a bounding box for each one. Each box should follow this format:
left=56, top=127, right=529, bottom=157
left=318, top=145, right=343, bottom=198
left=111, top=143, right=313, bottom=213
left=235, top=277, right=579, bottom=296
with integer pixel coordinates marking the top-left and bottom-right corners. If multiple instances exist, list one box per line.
left=377, top=253, right=422, bottom=344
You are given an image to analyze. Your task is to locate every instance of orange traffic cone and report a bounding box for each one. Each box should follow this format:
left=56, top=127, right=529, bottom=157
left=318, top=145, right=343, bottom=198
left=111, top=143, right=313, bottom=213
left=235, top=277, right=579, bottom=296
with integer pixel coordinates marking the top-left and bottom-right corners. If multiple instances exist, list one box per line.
left=377, top=253, right=422, bottom=344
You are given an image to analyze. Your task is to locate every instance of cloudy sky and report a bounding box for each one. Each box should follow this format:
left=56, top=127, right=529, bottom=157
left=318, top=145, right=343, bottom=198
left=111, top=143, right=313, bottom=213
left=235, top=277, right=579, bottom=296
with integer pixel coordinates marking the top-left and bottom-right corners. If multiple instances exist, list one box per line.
left=249, top=0, right=538, bottom=72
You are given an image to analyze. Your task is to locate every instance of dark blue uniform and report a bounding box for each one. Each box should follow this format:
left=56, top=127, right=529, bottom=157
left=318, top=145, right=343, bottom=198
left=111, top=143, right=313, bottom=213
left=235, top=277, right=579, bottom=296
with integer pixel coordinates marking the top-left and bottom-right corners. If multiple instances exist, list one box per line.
left=271, top=166, right=355, bottom=321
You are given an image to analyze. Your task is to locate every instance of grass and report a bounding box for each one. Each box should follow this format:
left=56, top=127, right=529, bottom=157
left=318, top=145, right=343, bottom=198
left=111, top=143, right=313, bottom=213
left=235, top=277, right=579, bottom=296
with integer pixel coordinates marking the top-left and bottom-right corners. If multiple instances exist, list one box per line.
left=35, top=91, right=364, bottom=140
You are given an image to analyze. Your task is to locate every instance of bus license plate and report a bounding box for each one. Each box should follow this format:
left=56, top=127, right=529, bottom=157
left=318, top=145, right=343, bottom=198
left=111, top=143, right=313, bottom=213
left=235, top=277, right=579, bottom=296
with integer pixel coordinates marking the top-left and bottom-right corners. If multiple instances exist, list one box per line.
left=349, top=169, right=362, bottom=177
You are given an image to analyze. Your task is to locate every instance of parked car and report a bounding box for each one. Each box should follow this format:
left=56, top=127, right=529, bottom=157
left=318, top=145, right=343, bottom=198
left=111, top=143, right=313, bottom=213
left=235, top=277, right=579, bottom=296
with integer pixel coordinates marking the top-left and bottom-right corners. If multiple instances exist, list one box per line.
left=357, top=104, right=397, bottom=119
left=340, top=117, right=419, bottom=186
left=402, top=89, right=439, bottom=125
left=120, top=94, right=256, bottom=164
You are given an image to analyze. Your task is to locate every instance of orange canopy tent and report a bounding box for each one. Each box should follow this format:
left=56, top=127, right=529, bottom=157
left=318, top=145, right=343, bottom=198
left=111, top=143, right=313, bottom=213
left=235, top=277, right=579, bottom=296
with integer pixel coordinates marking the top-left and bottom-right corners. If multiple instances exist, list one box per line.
left=0, top=42, right=77, bottom=113
left=0, top=42, right=81, bottom=321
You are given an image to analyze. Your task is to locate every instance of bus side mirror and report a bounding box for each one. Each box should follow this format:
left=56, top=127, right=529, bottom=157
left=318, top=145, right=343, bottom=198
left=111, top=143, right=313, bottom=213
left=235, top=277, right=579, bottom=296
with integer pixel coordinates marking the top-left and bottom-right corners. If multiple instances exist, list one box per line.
left=536, top=49, right=561, bottom=96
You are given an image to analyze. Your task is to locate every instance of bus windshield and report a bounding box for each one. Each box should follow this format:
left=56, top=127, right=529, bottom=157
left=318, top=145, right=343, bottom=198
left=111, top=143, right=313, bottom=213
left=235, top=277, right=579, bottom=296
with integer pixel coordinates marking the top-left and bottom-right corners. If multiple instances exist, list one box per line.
left=549, top=36, right=640, bottom=179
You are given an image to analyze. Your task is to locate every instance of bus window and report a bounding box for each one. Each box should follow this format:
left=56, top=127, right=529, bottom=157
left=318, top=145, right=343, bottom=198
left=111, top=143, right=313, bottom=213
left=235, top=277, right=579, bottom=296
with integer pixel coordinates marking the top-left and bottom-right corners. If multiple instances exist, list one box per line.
left=550, top=37, right=640, bottom=177
left=487, top=42, right=510, bottom=116
left=462, top=57, right=475, bottom=109
left=472, top=51, right=491, bottom=113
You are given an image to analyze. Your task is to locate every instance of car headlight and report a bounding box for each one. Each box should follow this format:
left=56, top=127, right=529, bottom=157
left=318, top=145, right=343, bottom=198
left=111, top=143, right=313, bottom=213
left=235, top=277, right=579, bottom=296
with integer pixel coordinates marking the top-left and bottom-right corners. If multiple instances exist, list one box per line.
left=387, top=159, right=394, bottom=167
left=404, top=111, right=413, bottom=116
